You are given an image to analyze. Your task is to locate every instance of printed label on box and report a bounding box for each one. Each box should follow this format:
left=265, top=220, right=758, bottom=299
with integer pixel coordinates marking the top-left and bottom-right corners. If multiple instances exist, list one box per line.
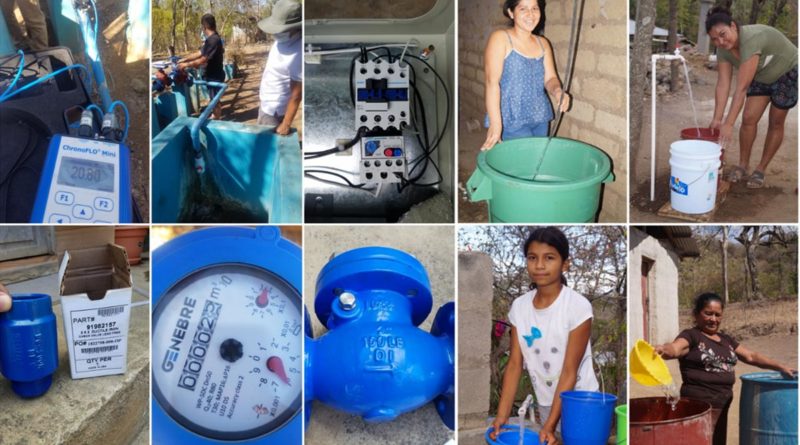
left=63, top=294, right=131, bottom=378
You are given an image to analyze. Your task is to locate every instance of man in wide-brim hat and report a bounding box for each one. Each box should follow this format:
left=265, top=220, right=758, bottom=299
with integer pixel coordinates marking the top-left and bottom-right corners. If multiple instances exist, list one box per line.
left=258, top=0, right=302, bottom=135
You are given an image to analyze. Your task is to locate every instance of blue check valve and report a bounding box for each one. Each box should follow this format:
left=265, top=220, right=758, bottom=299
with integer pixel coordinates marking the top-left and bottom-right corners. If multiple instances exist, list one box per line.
left=0, top=294, right=59, bottom=398
left=305, top=247, right=454, bottom=428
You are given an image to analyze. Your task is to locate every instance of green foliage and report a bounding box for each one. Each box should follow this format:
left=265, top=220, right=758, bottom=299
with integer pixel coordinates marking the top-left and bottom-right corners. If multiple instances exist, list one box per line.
left=633, top=0, right=797, bottom=45
left=678, top=226, right=798, bottom=307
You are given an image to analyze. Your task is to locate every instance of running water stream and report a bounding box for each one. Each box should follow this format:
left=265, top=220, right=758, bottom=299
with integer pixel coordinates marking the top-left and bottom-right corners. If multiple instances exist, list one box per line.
left=680, top=59, right=701, bottom=138
left=662, top=382, right=680, bottom=411
left=518, top=394, right=534, bottom=445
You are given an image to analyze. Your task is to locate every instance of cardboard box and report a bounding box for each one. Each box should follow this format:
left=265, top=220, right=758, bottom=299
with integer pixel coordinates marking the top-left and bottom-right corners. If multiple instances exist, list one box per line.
left=59, top=244, right=132, bottom=379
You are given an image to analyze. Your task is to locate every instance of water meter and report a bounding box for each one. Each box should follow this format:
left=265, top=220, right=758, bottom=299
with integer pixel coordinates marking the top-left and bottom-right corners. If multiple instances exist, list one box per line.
left=30, top=134, right=132, bottom=223
left=152, top=227, right=302, bottom=444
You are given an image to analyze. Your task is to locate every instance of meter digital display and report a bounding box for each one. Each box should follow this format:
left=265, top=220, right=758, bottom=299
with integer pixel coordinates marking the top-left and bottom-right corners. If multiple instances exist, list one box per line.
left=152, top=227, right=302, bottom=444
left=30, top=135, right=132, bottom=223
left=56, top=157, right=115, bottom=192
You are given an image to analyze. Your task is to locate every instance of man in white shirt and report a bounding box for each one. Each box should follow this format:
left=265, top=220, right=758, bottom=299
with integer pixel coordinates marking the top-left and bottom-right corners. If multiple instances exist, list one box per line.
left=257, top=0, right=302, bottom=135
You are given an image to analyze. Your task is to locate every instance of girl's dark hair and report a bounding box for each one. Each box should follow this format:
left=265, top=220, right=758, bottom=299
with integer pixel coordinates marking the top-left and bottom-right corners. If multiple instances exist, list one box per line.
left=503, top=0, right=547, bottom=36
left=523, top=226, right=569, bottom=289
left=705, top=6, right=734, bottom=33
left=692, top=293, right=725, bottom=315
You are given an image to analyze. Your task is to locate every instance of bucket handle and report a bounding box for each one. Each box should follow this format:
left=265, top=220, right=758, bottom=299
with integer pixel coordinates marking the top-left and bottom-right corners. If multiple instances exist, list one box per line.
left=602, top=171, right=615, bottom=184
left=681, top=162, right=715, bottom=187
left=466, top=168, right=492, bottom=202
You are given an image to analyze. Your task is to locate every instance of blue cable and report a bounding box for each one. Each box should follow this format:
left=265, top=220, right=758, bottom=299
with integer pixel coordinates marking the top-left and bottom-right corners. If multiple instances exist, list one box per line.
left=0, top=64, right=89, bottom=104
left=108, top=100, right=129, bottom=142
left=86, top=103, right=104, bottom=121
left=0, top=50, right=25, bottom=101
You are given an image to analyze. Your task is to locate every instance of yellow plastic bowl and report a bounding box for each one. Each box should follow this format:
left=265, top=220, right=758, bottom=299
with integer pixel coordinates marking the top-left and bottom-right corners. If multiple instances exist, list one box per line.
left=630, top=339, right=673, bottom=386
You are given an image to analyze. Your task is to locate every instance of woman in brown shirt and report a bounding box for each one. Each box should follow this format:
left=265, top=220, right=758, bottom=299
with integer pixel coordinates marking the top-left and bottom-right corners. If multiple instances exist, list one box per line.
left=654, top=293, right=795, bottom=445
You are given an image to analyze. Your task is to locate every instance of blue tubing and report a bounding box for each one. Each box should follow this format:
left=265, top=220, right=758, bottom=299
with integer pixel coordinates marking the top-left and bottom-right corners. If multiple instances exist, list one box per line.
left=86, top=103, right=104, bottom=121
left=108, top=100, right=130, bottom=142
left=0, top=50, right=24, bottom=101
left=189, top=80, right=227, bottom=154
left=0, top=64, right=89, bottom=103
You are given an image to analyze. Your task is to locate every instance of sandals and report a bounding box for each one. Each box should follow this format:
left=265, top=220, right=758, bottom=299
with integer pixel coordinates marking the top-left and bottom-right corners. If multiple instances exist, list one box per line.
left=747, top=170, right=766, bottom=189
left=727, top=166, right=747, bottom=183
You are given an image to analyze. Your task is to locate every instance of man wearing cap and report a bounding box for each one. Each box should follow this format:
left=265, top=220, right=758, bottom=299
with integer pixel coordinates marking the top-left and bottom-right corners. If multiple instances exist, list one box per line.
left=179, top=13, right=225, bottom=119
left=258, top=0, right=302, bottom=135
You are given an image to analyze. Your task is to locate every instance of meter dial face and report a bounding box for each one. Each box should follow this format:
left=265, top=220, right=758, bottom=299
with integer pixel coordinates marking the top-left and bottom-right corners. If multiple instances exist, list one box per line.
left=153, top=264, right=302, bottom=441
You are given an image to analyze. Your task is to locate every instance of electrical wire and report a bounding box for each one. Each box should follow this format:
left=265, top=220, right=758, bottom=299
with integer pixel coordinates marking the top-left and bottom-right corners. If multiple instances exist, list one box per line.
left=304, top=169, right=368, bottom=189
left=0, top=64, right=89, bottom=104
left=304, top=128, right=365, bottom=160
left=0, top=50, right=24, bottom=102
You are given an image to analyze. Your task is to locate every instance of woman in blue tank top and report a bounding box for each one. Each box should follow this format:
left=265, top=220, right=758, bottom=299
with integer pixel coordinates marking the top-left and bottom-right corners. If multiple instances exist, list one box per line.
left=482, top=0, right=571, bottom=150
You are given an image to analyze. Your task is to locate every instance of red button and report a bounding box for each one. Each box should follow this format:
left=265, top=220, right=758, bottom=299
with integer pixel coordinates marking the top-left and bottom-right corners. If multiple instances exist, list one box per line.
left=384, top=148, right=393, bottom=157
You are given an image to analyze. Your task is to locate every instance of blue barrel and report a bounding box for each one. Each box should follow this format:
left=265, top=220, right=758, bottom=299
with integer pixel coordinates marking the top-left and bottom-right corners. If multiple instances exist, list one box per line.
left=560, top=391, right=618, bottom=445
left=740, top=372, right=798, bottom=444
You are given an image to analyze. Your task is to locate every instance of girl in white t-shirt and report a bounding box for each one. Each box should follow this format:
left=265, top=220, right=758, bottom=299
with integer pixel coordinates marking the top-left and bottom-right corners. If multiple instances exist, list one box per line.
left=490, top=227, right=598, bottom=445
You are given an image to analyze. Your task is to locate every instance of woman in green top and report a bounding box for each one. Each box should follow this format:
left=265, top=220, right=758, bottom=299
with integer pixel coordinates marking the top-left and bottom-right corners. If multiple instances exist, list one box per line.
left=706, top=7, right=797, bottom=188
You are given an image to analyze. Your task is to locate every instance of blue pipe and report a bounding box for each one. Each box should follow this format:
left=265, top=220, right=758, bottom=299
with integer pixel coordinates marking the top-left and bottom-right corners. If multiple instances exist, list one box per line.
left=189, top=80, right=227, bottom=154
left=75, top=0, right=112, bottom=110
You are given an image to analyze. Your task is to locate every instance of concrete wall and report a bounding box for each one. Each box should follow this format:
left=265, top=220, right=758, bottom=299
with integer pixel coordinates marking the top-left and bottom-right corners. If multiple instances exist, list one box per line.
left=629, top=228, right=681, bottom=345
left=457, top=251, right=493, bottom=432
left=458, top=0, right=628, bottom=221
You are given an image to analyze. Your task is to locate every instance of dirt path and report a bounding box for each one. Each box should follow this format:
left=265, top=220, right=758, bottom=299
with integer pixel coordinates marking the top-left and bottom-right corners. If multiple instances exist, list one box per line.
left=631, top=332, right=798, bottom=443
left=630, top=55, right=798, bottom=222
left=97, top=0, right=150, bottom=221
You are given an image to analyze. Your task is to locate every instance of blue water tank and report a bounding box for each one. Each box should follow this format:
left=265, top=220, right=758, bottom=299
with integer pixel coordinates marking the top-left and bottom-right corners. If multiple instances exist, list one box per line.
left=739, top=372, right=798, bottom=444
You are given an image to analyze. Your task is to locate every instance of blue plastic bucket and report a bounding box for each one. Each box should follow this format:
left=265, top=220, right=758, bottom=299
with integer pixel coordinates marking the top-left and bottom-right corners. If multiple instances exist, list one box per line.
left=740, top=372, right=798, bottom=445
left=560, top=391, right=617, bottom=445
left=485, top=424, right=540, bottom=445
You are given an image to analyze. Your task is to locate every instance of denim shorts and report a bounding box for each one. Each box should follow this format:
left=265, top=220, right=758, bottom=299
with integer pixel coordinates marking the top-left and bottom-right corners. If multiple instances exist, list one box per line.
left=502, top=121, right=550, bottom=140
left=747, top=66, right=798, bottom=110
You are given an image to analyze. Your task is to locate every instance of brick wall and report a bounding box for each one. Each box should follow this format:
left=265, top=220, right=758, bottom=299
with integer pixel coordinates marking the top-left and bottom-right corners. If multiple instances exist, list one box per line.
left=459, top=0, right=628, bottom=222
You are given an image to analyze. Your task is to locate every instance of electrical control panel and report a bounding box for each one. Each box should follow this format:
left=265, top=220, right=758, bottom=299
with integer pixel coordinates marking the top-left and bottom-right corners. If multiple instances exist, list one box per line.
left=360, top=135, right=407, bottom=184
left=354, top=59, right=410, bottom=131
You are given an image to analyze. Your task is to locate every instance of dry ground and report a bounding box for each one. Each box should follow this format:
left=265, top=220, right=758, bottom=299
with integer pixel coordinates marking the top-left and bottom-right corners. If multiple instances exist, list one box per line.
left=631, top=54, right=798, bottom=222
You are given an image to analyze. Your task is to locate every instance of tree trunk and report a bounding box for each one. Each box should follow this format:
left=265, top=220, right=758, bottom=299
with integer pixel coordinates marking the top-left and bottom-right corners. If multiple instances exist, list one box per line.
left=721, top=226, right=729, bottom=304
left=736, top=226, right=764, bottom=302
left=768, top=0, right=788, bottom=27
left=668, top=0, right=680, bottom=92
left=170, top=0, right=178, bottom=51
left=749, top=0, right=767, bottom=24
left=629, top=0, right=658, bottom=182
left=182, top=0, right=191, bottom=53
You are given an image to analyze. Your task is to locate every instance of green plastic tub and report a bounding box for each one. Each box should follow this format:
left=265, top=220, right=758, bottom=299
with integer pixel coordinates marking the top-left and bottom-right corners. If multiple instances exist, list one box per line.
left=616, top=404, right=627, bottom=444
left=466, top=137, right=614, bottom=222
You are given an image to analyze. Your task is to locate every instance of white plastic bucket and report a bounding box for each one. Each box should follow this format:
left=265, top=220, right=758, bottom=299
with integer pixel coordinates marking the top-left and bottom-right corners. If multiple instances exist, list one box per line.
left=669, top=140, right=722, bottom=214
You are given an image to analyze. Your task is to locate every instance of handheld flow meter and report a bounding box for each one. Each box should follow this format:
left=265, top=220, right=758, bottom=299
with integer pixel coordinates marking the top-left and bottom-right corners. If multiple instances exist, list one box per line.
left=30, top=135, right=132, bottom=223
left=152, top=227, right=302, bottom=444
